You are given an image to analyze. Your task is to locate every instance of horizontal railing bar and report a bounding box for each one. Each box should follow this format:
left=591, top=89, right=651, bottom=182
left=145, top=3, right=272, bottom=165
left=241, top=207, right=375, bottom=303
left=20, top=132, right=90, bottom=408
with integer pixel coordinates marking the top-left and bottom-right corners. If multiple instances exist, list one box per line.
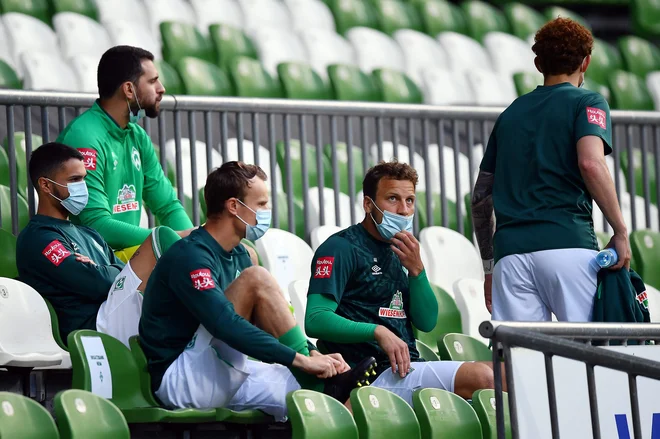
left=480, top=321, right=660, bottom=340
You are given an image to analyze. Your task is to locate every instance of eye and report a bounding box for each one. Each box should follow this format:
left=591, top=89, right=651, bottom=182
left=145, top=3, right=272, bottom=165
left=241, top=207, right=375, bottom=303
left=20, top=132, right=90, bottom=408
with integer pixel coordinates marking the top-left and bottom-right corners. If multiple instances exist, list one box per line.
left=388, top=196, right=396, bottom=202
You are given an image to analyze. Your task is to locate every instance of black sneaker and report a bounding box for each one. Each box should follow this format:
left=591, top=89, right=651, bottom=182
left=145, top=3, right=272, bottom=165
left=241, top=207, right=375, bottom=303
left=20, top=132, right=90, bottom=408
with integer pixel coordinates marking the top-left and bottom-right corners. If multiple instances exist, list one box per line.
left=323, top=357, right=378, bottom=402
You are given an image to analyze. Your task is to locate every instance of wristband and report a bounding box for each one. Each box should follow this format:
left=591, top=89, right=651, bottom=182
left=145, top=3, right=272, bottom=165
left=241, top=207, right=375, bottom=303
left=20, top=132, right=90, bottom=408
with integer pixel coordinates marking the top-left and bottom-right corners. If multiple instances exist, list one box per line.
left=482, top=259, right=494, bottom=275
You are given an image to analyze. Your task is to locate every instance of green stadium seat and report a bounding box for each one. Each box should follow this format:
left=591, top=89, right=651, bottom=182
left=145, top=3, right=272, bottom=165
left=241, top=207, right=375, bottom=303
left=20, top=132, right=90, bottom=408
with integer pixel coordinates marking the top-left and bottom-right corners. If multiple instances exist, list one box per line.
left=589, top=39, right=623, bottom=86
left=502, top=3, right=546, bottom=41
left=0, top=391, right=59, bottom=438
left=2, top=132, right=43, bottom=198
left=415, top=340, right=441, bottom=361
left=209, top=24, right=259, bottom=70
left=55, top=389, right=130, bottom=439
left=414, top=0, right=467, bottom=36
left=44, top=298, right=68, bottom=350
left=276, top=140, right=333, bottom=200
left=512, top=71, right=542, bottom=96
left=277, top=62, right=333, bottom=100
left=327, top=0, right=380, bottom=35
left=374, top=0, right=423, bottom=35
left=324, top=142, right=365, bottom=194
left=0, top=147, right=9, bottom=189
left=416, top=192, right=459, bottom=231
left=177, top=57, right=234, bottom=96
left=350, top=387, right=421, bottom=438
left=630, top=230, right=660, bottom=289
left=229, top=57, right=284, bottom=98
left=0, top=0, right=51, bottom=24
left=275, top=191, right=306, bottom=238
left=632, top=0, right=660, bottom=38
left=620, top=149, right=657, bottom=207
left=160, top=22, right=214, bottom=67
left=52, top=0, right=98, bottom=20
left=0, top=184, right=30, bottom=233
left=461, top=0, right=510, bottom=43
left=544, top=7, right=590, bottom=30
left=472, top=390, right=512, bottom=439
left=0, top=59, right=21, bottom=89
left=414, top=285, right=463, bottom=352
left=0, top=228, right=17, bottom=278
left=608, top=70, right=654, bottom=110
left=617, top=36, right=660, bottom=78
left=583, top=80, right=611, bottom=103
left=437, top=333, right=492, bottom=361
left=372, top=69, right=424, bottom=104
left=412, top=388, right=483, bottom=439
left=286, top=390, right=359, bottom=439
left=154, top=60, right=184, bottom=95
left=328, top=64, right=382, bottom=102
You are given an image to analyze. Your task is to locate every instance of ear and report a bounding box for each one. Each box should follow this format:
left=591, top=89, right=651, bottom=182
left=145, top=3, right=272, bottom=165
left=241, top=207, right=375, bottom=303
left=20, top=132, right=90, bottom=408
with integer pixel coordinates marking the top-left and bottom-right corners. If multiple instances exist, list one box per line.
left=534, top=57, right=543, bottom=75
left=225, top=197, right=240, bottom=216
left=363, top=196, right=372, bottom=214
left=581, top=55, right=591, bottom=73
left=122, top=82, right=135, bottom=100
left=37, top=177, right=52, bottom=196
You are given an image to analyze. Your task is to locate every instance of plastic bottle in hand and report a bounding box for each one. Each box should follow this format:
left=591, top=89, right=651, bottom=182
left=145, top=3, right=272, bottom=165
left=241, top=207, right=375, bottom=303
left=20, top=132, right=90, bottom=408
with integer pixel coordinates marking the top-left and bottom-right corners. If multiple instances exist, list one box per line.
left=595, top=248, right=619, bottom=269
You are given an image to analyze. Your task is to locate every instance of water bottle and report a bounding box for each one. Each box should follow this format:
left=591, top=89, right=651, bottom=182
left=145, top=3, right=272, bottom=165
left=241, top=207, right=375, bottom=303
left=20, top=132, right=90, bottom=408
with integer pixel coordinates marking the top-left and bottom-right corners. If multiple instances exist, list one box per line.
left=595, top=248, right=619, bottom=269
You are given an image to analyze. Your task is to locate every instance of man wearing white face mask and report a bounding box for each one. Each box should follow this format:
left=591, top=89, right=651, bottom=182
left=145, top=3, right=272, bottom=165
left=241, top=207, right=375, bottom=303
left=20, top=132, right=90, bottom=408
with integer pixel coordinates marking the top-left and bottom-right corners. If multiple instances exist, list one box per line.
left=16, top=143, right=182, bottom=347
left=305, top=161, right=500, bottom=407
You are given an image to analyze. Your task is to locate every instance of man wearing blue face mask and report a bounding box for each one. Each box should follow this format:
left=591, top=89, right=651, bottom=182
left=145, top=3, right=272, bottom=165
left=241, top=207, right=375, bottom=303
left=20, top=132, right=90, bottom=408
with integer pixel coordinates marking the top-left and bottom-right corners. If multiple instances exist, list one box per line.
left=305, top=161, right=500, bottom=406
left=16, top=143, right=182, bottom=347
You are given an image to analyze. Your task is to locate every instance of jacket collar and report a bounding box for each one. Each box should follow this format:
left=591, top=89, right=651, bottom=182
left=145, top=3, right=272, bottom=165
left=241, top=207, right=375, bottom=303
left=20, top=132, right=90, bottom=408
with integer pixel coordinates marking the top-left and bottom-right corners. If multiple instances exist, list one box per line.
left=92, top=100, right=131, bottom=141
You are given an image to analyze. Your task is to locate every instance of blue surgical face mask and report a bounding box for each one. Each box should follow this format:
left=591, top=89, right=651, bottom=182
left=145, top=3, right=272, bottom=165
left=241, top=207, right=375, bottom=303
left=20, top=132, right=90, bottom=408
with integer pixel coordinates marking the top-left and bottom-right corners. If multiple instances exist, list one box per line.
left=127, top=83, right=145, bottom=124
left=47, top=179, right=89, bottom=216
left=368, top=197, right=414, bottom=241
left=236, top=199, right=271, bottom=241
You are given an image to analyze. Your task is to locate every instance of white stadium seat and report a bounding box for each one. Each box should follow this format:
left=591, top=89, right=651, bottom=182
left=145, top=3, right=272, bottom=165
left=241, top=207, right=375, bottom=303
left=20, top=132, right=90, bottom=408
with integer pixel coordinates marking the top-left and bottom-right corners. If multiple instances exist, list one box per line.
left=250, top=28, right=307, bottom=78
left=421, top=68, right=475, bottom=106
left=483, top=32, right=536, bottom=78
left=425, top=145, right=472, bottom=200
left=299, top=29, right=357, bottom=80
left=370, top=142, right=427, bottom=192
left=647, top=71, right=660, bottom=111
left=190, top=0, right=245, bottom=33
left=165, top=138, right=222, bottom=197
left=306, top=187, right=355, bottom=230
left=223, top=138, right=285, bottom=192
left=346, top=27, right=405, bottom=73
left=104, top=20, right=163, bottom=60
left=645, top=284, right=660, bottom=323
left=310, top=225, right=343, bottom=250
left=3, top=13, right=59, bottom=78
left=453, top=278, right=492, bottom=343
left=285, top=0, right=336, bottom=33
left=437, top=31, right=491, bottom=74
left=241, top=0, right=293, bottom=34
left=54, top=12, right=112, bottom=61
left=393, top=29, right=448, bottom=87
left=70, top=55, right=100, bottom=93
left=466, top=69, right=517, bottom=106
left=21, top=52, right=77, bottom=92
left=140, top=207, right=150, bottom=228
left=0, top=278, right=68, bottom=368
left=288, top=279, right=316, bottom=342
left=0, top=17, right=18, bottom=75
left=95, top=0, right=150, bottom=27
left=142, top=0, right=197, bottom=40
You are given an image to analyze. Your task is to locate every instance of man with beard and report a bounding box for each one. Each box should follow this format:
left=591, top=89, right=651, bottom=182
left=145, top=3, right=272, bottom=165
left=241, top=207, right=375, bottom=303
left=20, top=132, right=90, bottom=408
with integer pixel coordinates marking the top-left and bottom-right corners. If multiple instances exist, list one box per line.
left=57, top=45, right=194, bottom=262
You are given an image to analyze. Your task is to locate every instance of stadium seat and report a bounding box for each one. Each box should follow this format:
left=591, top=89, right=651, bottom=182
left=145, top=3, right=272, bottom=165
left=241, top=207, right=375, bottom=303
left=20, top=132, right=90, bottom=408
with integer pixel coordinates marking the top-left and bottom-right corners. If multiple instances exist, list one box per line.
left=0, top=185, right=29, bottom=233
left=645, top=285, right=660, bottom=323
left=416, top=0, right=468, bottom=36
left=285, top=0, right=337, bottom=33
left=328, top=64, right=382, bottom=101
left=413, top=284, right=462, bottom=352
left=327, top=0, right=380, bottom=36
left=373, top=0, right=423, bottom=35
left=288, top=279, right=313, bottom=341
left=427, top=144, right=474, bottom=201
left=208, top=24, right=258, bottom=70
left=310, top=224, right=343, bottom=250
left=240, top=0, right=293, bottom=34
left=589, top=39, right=623, bottom=86
left=412, top=388, right=483, bottom=439
left=0, top=18, right=17, bottom=75
left=618, top=36, right=660, bottom=79
left=620, top=149, right=657, bottom=208
left=177, top=57, right=234, bottom=96
left=472, top=390, right=512, bottom=439
left=20, top=51, right=77, bottom=91
left=160, top=22, right=214, bottom=67
left=3, top=13, right=59, bottom=77
left=583, top=80, right=611, bottom=103
left=466, top=69, right=516, bottom=106
left=630, top=230, right=660, bottom=289
left=0, top=392, right=59, bottom=438
left=324, top=142, right=365, bottom=194
left=502, top=3, right=546, bottom=41
left=419, top=226, right=483, bottom=293
left=416, top=192, right=460, bottom=231
left=437, top=31, right=492, bottom=74
left=0, top=278, right=67, bottom=368
left=251, top=28, right=308, bottom=78
left=287, top=390, right=359, bottom=439
left=165, top=138, right=221, bottom=197
left=54, top=12, right=111, bottom=60
left=632, top=0, right=660, bottom=38
left=190, top=0, right=244, bottom=35
left=256, top=228, right=314, bottom=299
left=415, top=340, right=440, bottom=361
left=350, top=387, right=421, bottom=438
left=274, top=191, right=306, bottom=238
left=608, top=70, right=654, bottom=110
left=276, top=139, right=333, bottom=199
left=154, top=59, right=183, bottom=95
left=484, top=32, right=536, bottom=78
left=347, top=27, right=405, bottom=73
left=544, top=7, right=590, bottom=29
left=513, top=71, right=543, bottom=96
left=143, top=0, right=197, bottom=40
left=421, top=68, right=475, bottom=105
left=453, top=278, right=492, bottom=343
left=70, top=55, right=99, bottom=93
left=371, top=142, right=427, bottom=191
left=393, top=29, right=449, bottom=86
left=438, top=333, right=491, bottom=361
left=299, top=29, right=357, bottom=80
left=648, top=71, right=660, bottom=110
left=223, top=138, right=285, bottom=192
left=307, top=187, right=355, bottom=229
left=0, top=59, right=20, bottom=89
left=55, top=389, right=130, bottom=439
left=0, top=229, right=17, bottom=278
left=2, top=131, right=42, bottom=198
left=372, top=68, right=424, bottom=104
left=461, top=0, right=510, bottom=43
left=94, top=0, right=149, bottom=27
left=0, top=0, right=51, bottom=25
left=52, top=0, right=98, bottom=20
left=229, top=56, right=284, bottom=98
left=104, top=19, right=163, bottom=60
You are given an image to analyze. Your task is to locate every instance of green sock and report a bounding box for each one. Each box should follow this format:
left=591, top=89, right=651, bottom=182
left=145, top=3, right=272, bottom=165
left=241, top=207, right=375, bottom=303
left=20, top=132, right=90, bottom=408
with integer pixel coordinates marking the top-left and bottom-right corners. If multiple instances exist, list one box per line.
left=152, top=226, right=181, bottom=259
left=279, top=326, right=324, bottom=392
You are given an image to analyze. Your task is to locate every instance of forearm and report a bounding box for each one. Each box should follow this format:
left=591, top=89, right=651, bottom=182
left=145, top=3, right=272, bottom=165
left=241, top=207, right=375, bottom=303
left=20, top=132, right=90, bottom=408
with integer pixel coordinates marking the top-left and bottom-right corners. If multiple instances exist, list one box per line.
left=82, top=211, right=152, bottom=249
left=472, top=170, right=495, bottom=272
left=581, top=160, right=627, bottom=234
left=305, top=294, right=378, bottom=342
left=157, top=204, right=194, bottom=230
left=408, top=270, right=438, bottom=332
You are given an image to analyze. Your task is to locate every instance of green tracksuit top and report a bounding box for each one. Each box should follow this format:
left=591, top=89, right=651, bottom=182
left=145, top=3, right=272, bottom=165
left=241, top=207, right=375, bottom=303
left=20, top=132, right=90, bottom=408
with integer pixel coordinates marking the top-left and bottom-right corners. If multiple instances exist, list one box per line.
left=16, top=214, right=124, bottom=342
left=56, top=101, right=193, bottom=250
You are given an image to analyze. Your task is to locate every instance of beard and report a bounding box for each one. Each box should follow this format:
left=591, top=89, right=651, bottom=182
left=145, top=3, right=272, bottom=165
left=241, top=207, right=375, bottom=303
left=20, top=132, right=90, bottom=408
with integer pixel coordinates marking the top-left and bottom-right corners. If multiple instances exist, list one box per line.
left=130, top=99, right=160, bottom=118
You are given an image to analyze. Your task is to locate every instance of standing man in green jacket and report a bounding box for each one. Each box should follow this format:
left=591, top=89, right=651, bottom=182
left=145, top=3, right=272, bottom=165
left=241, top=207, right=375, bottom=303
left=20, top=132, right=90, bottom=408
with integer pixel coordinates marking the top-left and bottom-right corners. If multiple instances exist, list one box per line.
left=57, top=45, right=193, bottom=262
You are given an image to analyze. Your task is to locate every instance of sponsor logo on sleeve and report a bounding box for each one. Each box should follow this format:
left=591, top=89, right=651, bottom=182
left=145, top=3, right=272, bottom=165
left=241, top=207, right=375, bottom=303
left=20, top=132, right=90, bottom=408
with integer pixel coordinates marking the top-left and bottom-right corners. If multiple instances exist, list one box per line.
left=314, top=256, right=334, bottom=278
left=636, top=290, right=649, bottom=309
left=190, top=268, right=215, bottom=291
left=378, top=291, right=407, bottom=319
left=586, top=107, right=607, bottom=130
left=78, top=148, right=98, bottom=170
left=42, top=240, right=72, bottom=266
left=112, top=184, right=140, bottom=214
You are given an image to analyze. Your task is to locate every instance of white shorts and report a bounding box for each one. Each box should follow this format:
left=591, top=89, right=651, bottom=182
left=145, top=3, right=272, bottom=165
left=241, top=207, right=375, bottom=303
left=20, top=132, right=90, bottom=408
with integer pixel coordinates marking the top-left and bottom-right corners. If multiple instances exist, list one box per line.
left=492, top=248, right=599, bottom=322
left=155, top=325, right=300, bottom=422
left=372, top=360, right=463, bottom=406
left=96, top=262, right=143, bottom=347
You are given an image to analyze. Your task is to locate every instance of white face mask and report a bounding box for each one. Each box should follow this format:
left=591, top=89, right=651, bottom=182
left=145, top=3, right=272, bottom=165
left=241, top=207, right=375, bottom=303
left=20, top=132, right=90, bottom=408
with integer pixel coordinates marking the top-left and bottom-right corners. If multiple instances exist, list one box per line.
left=127, top=83, right=145, bottom=123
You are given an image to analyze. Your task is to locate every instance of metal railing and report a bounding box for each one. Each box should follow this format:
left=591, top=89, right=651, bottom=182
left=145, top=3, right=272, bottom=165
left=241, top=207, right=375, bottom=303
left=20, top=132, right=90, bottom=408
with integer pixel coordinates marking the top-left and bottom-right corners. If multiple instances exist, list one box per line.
left=1, top=90, right=660, bottom=242
left=481, top=321, right=660, bottom=439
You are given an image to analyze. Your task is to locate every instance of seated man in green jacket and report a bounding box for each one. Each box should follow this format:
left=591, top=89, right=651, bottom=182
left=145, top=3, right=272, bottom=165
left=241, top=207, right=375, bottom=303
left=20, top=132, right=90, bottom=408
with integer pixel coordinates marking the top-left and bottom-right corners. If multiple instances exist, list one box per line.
left=305, top=161, right=499, bottom=405
left=56, top=45, right=194, bottom=262
left=16, top=143, right=181, bottom=346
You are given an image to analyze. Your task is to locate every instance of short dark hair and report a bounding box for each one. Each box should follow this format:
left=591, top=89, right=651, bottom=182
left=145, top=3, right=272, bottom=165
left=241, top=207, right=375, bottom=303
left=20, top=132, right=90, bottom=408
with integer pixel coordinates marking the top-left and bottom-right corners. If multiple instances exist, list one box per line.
left=363, top=160, right=419, bottom=200
left=97, top=45, right=155, bottom=99
left=29, top=142, right=83, bottom=190
left=205, top=161, right=268, bottom=218
left=532, top=18, right=594, bottom=76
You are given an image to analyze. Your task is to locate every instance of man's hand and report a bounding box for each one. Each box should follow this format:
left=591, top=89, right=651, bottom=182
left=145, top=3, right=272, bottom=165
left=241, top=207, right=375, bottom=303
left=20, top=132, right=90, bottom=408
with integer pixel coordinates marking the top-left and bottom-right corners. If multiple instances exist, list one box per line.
left=75, top=253, right=97, bottom=266
left=310, top=350, right=350, bottom=373
left=292, top=353, right=342, bottom=379
left=606, top=232, right=631, bottom=270
left=374, top=325, right=410, bottom=378
left=390, top=231, right=424, bottom=277
left=484, top=273, right=493, bottom=314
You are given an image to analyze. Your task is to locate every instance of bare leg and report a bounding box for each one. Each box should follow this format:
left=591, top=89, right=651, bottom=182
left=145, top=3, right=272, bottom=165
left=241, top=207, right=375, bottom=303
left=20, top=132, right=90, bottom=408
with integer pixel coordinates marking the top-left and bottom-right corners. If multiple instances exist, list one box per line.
left=453, top=361, right=507, bottom=399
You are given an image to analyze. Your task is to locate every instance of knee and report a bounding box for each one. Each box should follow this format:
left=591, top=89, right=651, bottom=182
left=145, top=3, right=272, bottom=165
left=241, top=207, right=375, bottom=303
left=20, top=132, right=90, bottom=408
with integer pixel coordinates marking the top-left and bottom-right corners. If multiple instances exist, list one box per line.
left=454, top=362, right=495, bottom=399
left=240, top=266, right=282, bottom=298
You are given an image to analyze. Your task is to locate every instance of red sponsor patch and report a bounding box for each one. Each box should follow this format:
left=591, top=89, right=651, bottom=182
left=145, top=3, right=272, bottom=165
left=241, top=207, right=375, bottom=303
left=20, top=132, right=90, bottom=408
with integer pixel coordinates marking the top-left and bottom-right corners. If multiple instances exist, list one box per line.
left=586, top=107, right=607, bottom=130
left=190, top=268, right=215, bottom=291
left=314, top=256, right=334, bottom=279
left=42, top=240, right=71, bottom=266
left=78, top=148, right=97, bottom=170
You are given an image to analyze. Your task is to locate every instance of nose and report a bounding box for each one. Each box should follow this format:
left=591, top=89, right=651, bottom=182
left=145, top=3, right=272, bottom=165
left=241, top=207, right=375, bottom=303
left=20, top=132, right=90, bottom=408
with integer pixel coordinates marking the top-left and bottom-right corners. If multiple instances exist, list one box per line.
left=158, top=80, right=166, bottom=95
left=397, top=200, right=409, bottom=216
